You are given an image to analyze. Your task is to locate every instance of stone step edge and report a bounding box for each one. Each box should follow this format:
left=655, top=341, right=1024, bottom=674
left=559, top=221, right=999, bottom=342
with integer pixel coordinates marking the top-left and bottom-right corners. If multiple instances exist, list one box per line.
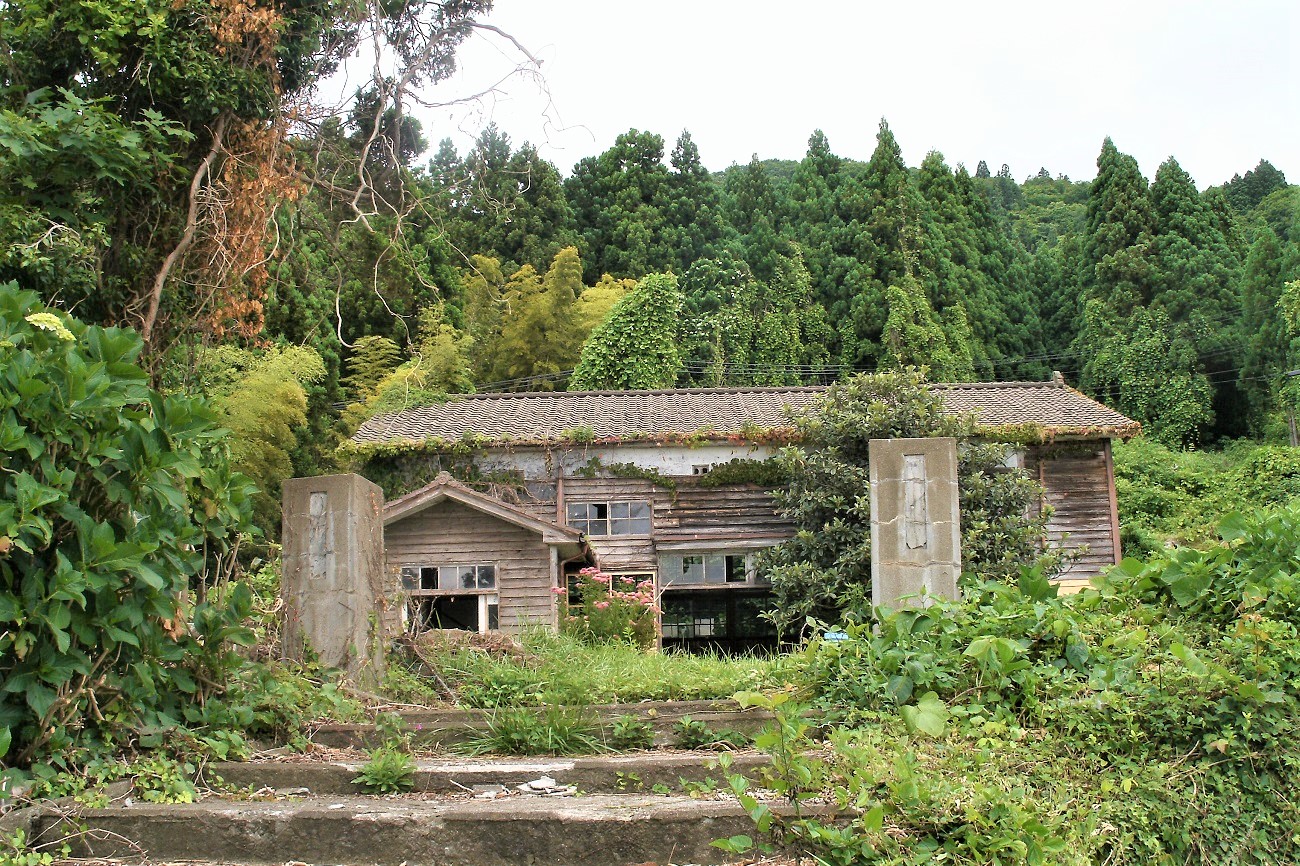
left=47, top=793, right=803, bottom=866
left=312, top=702, right=778, bottom=749
left=210, top=751, right=770, bottom=795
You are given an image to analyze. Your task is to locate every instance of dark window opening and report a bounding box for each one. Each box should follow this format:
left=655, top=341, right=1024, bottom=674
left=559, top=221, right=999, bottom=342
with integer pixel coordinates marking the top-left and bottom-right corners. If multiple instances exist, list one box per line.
left=660, top=589, right=777, bottom=654
left=410, top=595, right=478, bottom=631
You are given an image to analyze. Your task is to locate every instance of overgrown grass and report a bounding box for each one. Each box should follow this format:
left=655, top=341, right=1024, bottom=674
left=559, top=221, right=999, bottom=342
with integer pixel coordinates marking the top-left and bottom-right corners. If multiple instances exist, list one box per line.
left=404, top=629, right=794, bottom=708
left=721, top=504, right=1300, bottom=864
left=460, top=705, right=607, bottom=756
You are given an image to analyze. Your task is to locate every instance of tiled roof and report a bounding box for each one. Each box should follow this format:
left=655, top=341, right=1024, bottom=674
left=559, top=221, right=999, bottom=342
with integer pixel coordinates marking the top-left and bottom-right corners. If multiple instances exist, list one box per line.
left=933, top=382, right=1139, bottom=433
left=352, top=382, right=1139, bottom=446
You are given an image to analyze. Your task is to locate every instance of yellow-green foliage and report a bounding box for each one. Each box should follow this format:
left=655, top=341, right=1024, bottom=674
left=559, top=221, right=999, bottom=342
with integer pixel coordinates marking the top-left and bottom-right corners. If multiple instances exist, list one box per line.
left=213, top=345, right=326, bottom=530
left=574, top=273, right=634, bottom=336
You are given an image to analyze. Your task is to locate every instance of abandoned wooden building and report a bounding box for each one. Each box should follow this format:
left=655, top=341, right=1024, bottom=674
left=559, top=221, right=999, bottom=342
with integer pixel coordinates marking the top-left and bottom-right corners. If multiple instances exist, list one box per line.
left=353, top=381, right=1140, bottom=651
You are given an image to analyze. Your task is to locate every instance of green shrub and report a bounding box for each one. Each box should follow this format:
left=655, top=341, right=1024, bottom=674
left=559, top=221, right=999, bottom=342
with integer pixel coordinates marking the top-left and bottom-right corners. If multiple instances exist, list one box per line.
left=0, top=284, right=256, bottom=773
left=352, top=746, right=416, bottom=794
left=1114, top=437, right=1300, bottom=553
left=674, top=716, right=750, bottom=750
left=606, top=714, right=655, bottom=750
left=560, top=567, right=657, bottom=648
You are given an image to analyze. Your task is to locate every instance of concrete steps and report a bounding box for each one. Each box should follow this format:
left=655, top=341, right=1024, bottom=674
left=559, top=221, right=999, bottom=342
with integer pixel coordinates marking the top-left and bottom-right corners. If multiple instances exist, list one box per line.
left=47, top=792, right=777, bottom=866
left=212, top=751, right=769, bottom=796
left=311, top=700, right=774, bottom=750
left=33, top=751, right=785, bottom=866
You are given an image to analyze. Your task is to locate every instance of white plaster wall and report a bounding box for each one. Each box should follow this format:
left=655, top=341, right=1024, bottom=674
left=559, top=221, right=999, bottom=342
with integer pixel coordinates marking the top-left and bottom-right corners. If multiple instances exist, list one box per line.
left=471, top=443, right=780, bottom=480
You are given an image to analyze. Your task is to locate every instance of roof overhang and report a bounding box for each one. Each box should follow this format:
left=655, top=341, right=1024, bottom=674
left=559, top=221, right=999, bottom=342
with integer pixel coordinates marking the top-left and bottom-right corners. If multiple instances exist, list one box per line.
left=383, top=473, right=583, bottom=550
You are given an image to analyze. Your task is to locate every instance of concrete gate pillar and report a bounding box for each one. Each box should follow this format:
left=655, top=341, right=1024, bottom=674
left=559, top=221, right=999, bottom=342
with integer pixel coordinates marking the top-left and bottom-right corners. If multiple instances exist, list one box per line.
left=281, top=473, right=386, bottom=685
left=869, top=438, right=961, bottom=611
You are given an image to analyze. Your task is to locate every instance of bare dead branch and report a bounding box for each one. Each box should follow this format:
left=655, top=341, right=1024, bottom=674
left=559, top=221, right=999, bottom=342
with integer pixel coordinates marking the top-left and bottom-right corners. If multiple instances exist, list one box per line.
left=142, top=114, right=229, bottom=345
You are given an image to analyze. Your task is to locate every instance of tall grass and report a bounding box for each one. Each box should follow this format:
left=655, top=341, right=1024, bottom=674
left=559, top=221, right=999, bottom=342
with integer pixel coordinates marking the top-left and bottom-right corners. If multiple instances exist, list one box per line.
left=435, top=629, right=794, bottom=708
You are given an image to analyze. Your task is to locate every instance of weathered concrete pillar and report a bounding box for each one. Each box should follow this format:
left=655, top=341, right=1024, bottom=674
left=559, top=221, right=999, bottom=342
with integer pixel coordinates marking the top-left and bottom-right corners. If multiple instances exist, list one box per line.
left=281, top=473, right=386, bottom=685
left=869, top=438, right=961, bottom=610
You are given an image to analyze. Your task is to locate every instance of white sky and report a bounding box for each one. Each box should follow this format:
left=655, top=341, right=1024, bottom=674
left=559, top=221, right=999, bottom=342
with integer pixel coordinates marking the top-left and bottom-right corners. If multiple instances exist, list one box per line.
left=399, top=0, right=1298, bottom=186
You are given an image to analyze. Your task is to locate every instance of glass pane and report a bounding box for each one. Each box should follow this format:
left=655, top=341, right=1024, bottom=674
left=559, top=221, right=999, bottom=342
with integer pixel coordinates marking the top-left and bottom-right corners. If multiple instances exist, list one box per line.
left=487, top=596, right=499, bottom=631
left=704, top=555, right=726, bottom=583
left=566, top=503, right=587, bottom=524
left=682, top=556, right=705, bottom=584
left=612, top=516, right=649, bottom=535
left=630, top=501, right=652, bottom=520
left=437, top=566, right=457, bottom=591
left=401, top=567, right=419, bottom=591
left=454, top=565, right=474, bottom=589
left=609, top=502, right=630, bottom=519
left=733, top=594, right=777, bottom=638
left=586, top=518, right=608, bottom=536
left=477, top=565, right=496, bottom=589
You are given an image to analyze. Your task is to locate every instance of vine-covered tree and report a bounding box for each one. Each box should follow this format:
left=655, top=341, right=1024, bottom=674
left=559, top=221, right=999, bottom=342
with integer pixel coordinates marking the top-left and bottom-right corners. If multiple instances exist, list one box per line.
left=759, top=369, right=1053, bottom=634
left=571, top=273, right=684, bottom=390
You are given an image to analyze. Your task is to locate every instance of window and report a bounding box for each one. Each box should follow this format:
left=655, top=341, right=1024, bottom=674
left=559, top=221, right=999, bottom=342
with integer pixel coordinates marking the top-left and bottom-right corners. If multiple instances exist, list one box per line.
left=408, top=594, right=499, bottom=634
left=402, top=564, right=496, bottom=592
left=661, top=552, right=755, bottom=586
left=660, top=590, right=776, bottom=643
left=566, top=500, right=651, bottom=536
left=400, top=562, right=499, bottom=634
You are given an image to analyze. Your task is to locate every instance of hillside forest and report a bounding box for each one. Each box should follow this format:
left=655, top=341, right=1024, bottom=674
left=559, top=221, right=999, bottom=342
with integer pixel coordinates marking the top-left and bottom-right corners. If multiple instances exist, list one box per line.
left=3, top=4, right=1300, bottom=862
left=1, top=0, right=1297, bottom=534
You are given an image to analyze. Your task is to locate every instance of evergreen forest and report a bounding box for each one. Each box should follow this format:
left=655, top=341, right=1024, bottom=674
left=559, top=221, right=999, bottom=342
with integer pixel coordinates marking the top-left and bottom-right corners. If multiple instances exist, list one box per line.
left=1, top=0, right=1297, bottom=503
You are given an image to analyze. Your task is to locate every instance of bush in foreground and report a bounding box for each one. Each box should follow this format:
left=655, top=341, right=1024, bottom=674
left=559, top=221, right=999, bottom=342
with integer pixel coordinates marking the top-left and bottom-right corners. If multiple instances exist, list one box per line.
left=727, top=505, right=1300, bottom=864
left=0, top=284, right=256, bottom=782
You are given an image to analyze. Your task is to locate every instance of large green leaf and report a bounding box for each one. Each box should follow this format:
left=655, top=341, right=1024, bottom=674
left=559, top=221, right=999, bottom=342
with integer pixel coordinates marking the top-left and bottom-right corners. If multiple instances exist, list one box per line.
left=900, top=691, right=948, bottom=738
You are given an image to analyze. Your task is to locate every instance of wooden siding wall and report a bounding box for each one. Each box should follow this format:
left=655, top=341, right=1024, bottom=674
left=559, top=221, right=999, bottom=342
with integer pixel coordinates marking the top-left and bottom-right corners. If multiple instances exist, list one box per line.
left=384, top=499, right=555, bottom=632
left=519, top=477, right=793, bottom=572
left=1026, top=444, right=1119, bottom=581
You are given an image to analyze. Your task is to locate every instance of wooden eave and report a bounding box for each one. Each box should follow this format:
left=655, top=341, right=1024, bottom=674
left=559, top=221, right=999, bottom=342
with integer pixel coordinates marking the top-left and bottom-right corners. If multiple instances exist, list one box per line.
left=383, top=474, right=582, bottom=547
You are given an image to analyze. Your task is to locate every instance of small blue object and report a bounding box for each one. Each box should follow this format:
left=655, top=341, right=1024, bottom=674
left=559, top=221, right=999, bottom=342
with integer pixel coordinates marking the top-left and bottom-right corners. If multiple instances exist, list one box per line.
left=823, top=630, right=850, bottom=642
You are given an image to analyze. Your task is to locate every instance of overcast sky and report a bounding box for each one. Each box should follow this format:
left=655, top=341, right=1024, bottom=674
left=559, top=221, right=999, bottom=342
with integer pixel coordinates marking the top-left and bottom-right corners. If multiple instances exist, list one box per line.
left=401, top=0, right=1297, bottom=187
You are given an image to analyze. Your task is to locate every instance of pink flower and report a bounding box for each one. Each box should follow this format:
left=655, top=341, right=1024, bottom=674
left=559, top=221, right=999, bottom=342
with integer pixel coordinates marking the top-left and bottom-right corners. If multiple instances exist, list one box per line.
left=591, top=574, right=610, bottom=584
left=594, top=601, right=610, bottom=610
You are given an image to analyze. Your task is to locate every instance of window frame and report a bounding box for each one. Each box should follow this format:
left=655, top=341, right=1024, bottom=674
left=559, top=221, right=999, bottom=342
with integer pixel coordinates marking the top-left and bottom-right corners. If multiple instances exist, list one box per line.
left=401, top=563, right=498, bottom=595
left=565, top=499, right=653, bottom=537
left=658, top=551, right=768, bottom=588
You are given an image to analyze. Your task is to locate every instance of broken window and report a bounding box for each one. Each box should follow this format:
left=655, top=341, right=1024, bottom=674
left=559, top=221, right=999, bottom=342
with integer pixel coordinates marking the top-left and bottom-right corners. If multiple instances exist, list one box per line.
left=566, top=500, right=651, bottom=536
left=400, top=563, right=499, bottom=634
